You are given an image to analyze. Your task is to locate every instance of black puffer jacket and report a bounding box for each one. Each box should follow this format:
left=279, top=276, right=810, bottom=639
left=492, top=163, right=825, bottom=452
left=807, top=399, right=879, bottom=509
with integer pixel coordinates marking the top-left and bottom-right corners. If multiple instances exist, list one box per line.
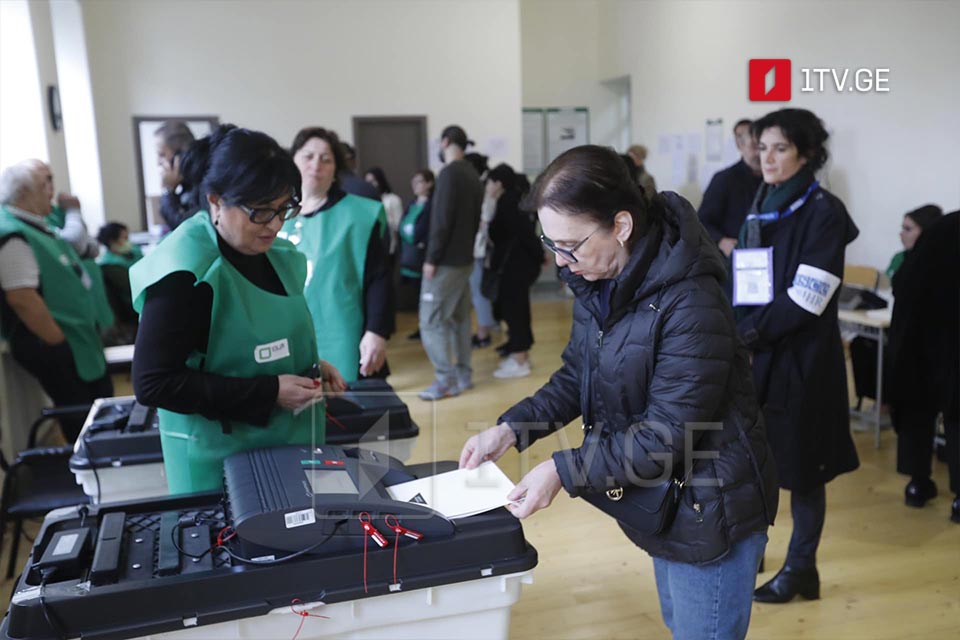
left=501, top=192, right=778, bottom=565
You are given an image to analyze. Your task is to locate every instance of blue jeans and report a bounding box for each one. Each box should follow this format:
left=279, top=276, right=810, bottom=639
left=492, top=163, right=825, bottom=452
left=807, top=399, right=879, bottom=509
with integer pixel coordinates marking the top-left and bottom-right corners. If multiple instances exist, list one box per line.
left=469, top=257, right=496, bottom=329
left=653, top=531, right=767, bottom=640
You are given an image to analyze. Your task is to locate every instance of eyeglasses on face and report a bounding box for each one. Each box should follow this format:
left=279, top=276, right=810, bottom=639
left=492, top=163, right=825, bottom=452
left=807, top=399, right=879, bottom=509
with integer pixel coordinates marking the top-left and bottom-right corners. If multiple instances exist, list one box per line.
left=540, top=226, right=602, bottom=263
left=235, top=198, right=302, bottom=225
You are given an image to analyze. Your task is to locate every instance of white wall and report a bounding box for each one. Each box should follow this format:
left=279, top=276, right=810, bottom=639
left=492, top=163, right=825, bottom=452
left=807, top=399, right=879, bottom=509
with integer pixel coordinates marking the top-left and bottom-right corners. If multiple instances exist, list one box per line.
left=78, top=0, right=523, bottom=230
left=520, top=0, right=625, bottom=151
left=598, top=0, right=960, bottom=270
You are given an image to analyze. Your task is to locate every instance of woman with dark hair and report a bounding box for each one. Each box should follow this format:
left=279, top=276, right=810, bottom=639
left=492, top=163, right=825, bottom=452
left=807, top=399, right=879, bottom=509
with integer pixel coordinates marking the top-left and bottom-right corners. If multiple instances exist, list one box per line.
left=97, top=221, right=143, bottom=343
left=485, top=163, right=543, bottom=378
left=886, top=204, right=942, bottom=280
left=398, top=169, right=434, bottom=340
left=97, top=222, right=143, bottom=268
left=282, top=127, right=392, bottom=382
left=460, top=145, right=777, bottom=640
left=734, top=108, right=860, bottom=604
left=364, top=167, right=404, bottom=257
left=131, top=125, right=346, bottom=493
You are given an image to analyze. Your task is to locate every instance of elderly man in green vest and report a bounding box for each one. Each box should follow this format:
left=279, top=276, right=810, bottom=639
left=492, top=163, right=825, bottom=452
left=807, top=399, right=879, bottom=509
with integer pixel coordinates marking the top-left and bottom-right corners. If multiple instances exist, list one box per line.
left=0, top=160, right=113, bottom=442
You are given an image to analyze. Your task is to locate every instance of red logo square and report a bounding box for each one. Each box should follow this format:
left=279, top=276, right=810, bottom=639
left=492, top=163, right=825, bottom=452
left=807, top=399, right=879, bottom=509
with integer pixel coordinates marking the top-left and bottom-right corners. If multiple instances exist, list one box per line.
left=749, top=59, right=791, bottom=101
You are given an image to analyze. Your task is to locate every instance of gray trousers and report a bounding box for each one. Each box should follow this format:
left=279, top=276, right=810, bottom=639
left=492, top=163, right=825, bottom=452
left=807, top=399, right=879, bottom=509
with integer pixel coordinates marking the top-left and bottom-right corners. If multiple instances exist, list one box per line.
left=419, top=265, right=473, bottom=383
left=469, top=257, right=497, bottom=329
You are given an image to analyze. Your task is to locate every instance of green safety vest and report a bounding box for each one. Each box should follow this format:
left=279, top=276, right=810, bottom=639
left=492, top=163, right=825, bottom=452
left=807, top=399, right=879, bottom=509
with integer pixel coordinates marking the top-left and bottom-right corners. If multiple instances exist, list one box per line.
left=46, top=205, right=115, bottom=331
left=130, top=212, right=323, bottom=493
left=98, top=245, right=144, bottom=269
left=399, top=202, right=426, bottom=279
left=0, top=206, right=107, bottom=381
left=280, top=194, right=386, bottom=382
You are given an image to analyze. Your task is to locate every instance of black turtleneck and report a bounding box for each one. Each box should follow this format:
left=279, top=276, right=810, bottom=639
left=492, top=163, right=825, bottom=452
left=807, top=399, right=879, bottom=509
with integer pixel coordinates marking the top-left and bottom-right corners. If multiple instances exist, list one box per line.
left=133, top=233, right=284, bottom=427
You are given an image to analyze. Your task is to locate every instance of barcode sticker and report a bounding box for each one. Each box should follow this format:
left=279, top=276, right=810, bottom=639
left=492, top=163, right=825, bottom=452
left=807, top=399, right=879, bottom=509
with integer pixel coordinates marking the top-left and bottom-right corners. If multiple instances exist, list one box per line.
left=284, top=509, right=316, bottom=529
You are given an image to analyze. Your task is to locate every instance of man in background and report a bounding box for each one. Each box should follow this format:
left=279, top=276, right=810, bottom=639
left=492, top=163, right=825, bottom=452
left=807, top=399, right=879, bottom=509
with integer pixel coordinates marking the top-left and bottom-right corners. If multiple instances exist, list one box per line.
left=155, top=120, right=198, bottom=231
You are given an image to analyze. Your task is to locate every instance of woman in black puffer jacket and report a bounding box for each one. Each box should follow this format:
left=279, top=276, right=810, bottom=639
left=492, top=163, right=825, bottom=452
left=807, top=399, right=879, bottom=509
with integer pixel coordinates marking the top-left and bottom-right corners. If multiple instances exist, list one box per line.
left=460, top=145, right=778, bottom=640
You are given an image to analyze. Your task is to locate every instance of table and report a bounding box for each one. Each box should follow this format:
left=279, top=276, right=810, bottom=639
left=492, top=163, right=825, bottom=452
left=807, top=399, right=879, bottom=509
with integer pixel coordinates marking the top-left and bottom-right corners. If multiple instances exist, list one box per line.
left=839, top=307, right=892, bottom=448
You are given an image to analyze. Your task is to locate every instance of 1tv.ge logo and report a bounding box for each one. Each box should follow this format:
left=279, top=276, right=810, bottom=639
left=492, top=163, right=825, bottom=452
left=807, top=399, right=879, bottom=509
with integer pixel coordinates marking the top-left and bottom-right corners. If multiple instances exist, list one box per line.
left=749, top=59, right=890, bottom=101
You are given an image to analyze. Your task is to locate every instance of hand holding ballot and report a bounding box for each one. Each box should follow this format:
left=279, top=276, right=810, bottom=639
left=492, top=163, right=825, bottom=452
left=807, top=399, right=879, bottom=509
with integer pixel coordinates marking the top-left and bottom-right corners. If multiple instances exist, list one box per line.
left=386, top=461, right=517, bottom=519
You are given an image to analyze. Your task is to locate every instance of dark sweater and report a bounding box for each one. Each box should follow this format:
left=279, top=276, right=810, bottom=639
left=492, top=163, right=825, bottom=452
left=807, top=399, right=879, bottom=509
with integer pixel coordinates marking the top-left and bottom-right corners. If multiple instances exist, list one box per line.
left=425, top=159, right=483, bottom=266
left=698, top=160, right=762, bottom=243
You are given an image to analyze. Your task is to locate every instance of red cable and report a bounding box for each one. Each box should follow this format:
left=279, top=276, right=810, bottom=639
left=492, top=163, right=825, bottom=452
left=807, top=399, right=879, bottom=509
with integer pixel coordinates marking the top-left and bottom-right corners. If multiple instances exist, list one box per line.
left=325, top=410, right=348, bottom=431
left=392, top=529, right=400, bottom=585
left=289, top=598, right=329, bottom=640
left=362, top=529, right=369, bottom=594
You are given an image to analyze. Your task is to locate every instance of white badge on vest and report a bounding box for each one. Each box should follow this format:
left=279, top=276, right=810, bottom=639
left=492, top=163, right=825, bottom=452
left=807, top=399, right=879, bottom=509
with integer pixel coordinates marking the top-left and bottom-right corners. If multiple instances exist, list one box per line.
left=732, top=247, right=774, bottom=306
left=254, top=338, right=291, bottom=364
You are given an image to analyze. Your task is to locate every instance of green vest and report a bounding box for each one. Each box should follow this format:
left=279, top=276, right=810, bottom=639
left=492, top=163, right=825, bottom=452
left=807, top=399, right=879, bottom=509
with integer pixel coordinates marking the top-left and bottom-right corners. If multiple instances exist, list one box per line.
left=98, top=245, right=144, bottom=269
left=129, top=212, right=323, bottom=493
left=280, top=194, right=386, bottom=382
left=399, top=202, right=426, bottom=279
left=0, top=206, right=106, bottom=381
left=46, top=205, right=115, bottom=331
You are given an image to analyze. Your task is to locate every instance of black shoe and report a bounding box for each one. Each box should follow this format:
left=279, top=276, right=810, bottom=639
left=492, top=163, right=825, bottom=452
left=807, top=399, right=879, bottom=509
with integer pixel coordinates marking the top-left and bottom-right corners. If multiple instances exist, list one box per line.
left=407, top=330, right=421, bottom=341
left=905, top=478, right=938, bottom=508
left=753, top=565, right=820, bottom=603
left=951, top=496, right=960, bottom=524
left=472, top=334, right=492, bottom=348
left=495, top=342, right=510, bottom=356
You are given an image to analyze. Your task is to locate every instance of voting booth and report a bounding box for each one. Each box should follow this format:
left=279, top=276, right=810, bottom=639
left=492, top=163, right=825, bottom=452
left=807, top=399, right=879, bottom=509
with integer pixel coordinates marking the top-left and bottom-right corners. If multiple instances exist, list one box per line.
left=70, top=380, right=420, bottom=504
left=5, top=446, right=537, bottom=640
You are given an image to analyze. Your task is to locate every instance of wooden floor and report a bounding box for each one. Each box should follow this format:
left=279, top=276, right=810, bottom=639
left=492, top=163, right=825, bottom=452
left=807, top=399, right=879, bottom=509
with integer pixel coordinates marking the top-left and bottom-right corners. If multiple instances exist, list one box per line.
left=3, top=298, right=958, bottom=638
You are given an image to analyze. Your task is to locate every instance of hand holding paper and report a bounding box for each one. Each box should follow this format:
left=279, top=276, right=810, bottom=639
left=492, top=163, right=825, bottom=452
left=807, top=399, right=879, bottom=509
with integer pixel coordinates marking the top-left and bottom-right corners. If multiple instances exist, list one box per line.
left=386, top=461, right=517, bottom=519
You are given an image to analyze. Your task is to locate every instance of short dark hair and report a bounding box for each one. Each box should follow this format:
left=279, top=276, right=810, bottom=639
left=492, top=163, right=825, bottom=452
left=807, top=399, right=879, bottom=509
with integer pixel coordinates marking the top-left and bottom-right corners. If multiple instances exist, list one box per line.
left=904, top=204, right=943, bottom=230
left=464, top=152, right=489, bottom=177
left=751, top=108, right=830, bottom=173
left=364, top=167, right=393, bottom=195
left=154, top=120, right=195, bottom=153
left=733, top=118, right=753, bottom=134
left=179, top=124, right=301, bottom=209
left=441, top=125, right=471, bottom=149
left=486, top=163, right=516, bottom=190
left=290, top=127, right=345, bottom=175
left=527, top=145, right=661, bottom=241
left=97, top=222, right=128, bottom=246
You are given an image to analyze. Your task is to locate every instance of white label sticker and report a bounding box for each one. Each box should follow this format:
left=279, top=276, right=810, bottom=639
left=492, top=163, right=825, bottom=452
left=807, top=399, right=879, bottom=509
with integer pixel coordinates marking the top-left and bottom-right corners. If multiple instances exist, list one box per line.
left=788, top=263, right=841, bottom=316
left=53, top=533, right=79, bottom=556
left=284, top=508, right=316, bottom=529
left=732, top=248, right=774, bottom=306
left=254, top=338, right=291, bottom=364
left=11, top=586, right=40, bottom=604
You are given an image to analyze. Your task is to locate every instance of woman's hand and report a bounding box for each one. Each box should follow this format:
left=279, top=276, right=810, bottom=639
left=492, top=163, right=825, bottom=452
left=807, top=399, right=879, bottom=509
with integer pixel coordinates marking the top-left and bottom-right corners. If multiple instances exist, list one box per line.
left=319, top=359, right=347, bottom=394
left=506, top=458, right=563, bottom=519
left=459, top=423, right=517, bottom=469
left=358, top=331, right=387, bottom=378
left=276, top=374, right=323, bottom=411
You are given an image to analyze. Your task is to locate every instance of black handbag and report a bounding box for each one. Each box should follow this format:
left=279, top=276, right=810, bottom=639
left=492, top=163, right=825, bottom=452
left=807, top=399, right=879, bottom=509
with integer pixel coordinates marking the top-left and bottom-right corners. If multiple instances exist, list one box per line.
left=580, top=473, right=685, bottom=536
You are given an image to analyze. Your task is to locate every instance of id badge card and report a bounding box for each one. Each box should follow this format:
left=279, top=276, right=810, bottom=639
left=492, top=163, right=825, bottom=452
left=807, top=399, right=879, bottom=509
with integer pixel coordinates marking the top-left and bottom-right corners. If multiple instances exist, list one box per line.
left=732, top=247, right=773, bottom=306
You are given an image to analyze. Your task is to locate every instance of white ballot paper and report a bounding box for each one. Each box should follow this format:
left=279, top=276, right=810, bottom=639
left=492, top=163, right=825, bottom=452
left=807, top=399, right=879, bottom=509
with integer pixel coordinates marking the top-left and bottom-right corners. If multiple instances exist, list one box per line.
left=732, top=247, right=774, bottom=306
left=386, top=461, right=516, bottom=520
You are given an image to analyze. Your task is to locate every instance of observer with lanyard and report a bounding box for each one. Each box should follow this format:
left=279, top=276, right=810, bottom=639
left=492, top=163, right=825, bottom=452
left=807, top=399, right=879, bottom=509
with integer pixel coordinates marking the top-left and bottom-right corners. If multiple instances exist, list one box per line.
left=131, top=125, right=345, bottom=494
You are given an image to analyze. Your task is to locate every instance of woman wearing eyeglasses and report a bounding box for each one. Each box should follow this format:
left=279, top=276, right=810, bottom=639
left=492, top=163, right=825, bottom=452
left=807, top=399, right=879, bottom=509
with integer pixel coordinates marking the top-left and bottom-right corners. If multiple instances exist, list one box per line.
left=460, top=145, right=777, bottom=640
left=131, top=125, right=345, bottom=494
left=281, top=127, right=392, bottom=383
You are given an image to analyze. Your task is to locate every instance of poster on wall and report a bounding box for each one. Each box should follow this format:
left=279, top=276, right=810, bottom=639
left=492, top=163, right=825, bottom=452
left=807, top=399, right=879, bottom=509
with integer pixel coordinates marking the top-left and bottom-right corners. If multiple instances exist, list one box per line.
left=522, top=108, right=546, bottom=175
left=133, top=116, right=219, bottom=233
left=546, top=108, right=589, bottom=164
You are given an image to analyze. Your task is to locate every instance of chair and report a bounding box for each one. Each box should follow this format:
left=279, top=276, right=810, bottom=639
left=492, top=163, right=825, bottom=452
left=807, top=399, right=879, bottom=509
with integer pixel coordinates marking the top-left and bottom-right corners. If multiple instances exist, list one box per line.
left=843, top=264, right=880, bottom=290
left=0, top=408, right=92, bottom=579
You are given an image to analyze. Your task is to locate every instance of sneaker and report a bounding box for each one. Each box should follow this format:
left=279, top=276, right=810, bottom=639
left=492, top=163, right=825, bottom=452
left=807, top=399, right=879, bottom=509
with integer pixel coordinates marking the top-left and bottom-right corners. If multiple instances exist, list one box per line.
left=493, top=358, right=531, bottom=379
left=407, top=330, right=421, bottom=341
left=472, top=334, right=492, bottom=348
left=457, top=373, right=474, bottom=391
left=418, top=379, right=460, bottom=401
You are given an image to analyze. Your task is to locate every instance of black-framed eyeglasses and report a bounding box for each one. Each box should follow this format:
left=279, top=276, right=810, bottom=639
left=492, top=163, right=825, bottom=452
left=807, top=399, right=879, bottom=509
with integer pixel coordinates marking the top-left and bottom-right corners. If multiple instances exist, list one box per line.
left=236, top=198, right=302, bottom=225
left=540, top=226, right=601, bottom=263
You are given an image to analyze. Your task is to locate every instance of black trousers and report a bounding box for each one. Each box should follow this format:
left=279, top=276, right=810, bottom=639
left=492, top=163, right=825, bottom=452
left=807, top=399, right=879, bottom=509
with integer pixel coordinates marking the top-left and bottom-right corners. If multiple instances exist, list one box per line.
left=785, top=484, right=826, bottom=569
left=894, top=406, right=960, bottom=494
left=10, top=328, right=113, bottom=443
left=494, top=277, right=534, bottom=354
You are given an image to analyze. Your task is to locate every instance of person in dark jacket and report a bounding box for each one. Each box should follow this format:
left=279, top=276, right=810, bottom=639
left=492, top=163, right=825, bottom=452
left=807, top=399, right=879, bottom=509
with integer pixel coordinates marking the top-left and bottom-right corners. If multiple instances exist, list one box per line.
left=887, top=211, right=959, bottom=521
left=735, top=108, right=860, bottom=604
left=698, top=119, right=762, bottom=259
left=460, top=145, right=778, bottom=640
left=155, top=120, right=200, bottom=232
left=485, top=163, right=543, bottom=379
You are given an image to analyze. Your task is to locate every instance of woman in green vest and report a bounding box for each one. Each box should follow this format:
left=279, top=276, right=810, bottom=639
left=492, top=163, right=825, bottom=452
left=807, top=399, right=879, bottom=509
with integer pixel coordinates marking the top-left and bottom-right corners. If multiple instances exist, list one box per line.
left=130, top=125, right=346, bottom=494
left=281, top=127, right=393, bottom=382
left=97, top=222, right=144, bottom=269
left=96, top=222, right=144, bottom=344
left=398, top=169, right=434, bottom=340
